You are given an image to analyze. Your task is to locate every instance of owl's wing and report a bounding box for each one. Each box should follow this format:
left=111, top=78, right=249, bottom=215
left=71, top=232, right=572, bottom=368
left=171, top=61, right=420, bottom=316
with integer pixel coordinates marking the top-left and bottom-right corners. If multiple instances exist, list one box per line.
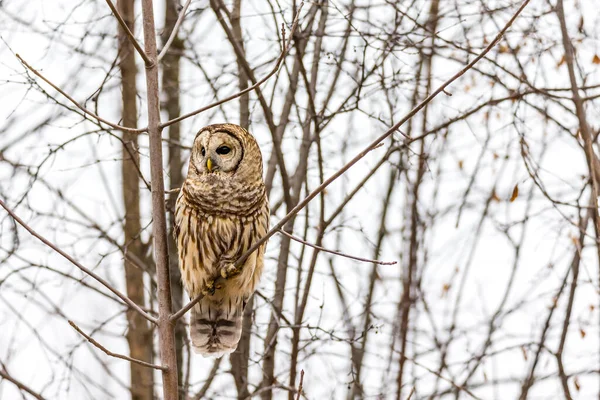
left=174, top=196, right=215, bottom=298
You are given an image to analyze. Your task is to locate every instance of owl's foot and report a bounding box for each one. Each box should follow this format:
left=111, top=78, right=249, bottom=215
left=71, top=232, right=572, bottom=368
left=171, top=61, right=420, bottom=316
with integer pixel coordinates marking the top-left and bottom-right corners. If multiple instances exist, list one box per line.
left=220, top=263, right=240, bottom=279
left=201, top=279, right=216, bottom=296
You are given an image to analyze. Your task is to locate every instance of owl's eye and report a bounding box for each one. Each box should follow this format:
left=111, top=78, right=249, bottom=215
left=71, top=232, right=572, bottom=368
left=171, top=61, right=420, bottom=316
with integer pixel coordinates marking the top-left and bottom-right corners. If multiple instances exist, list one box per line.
left=216, top=146, right=231, bottom=155
left=201, top=147, right=206, bottom=156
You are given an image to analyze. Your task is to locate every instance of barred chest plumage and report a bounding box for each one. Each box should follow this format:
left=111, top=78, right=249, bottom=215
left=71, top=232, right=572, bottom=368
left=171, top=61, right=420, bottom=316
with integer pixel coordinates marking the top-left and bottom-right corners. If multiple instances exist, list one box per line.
left=174, top=191, right=269, bottom=297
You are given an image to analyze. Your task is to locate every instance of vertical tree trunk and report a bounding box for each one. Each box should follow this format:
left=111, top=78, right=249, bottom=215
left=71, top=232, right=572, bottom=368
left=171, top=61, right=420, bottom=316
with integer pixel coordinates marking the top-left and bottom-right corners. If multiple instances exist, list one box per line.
left=396, top=1, right=438, bottom=398
left=228, top=1, right=252, bottom=397
left=140, top=0, right=179, bottom=398
left=118, top=0, right=155, bottom=398
left=161, top=1, right=186, bottom=397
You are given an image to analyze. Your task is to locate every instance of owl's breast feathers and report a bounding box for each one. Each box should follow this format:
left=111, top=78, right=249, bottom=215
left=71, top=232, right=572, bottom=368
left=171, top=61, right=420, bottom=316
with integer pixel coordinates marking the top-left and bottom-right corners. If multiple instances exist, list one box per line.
left=174, top=179, right=269, bottom=297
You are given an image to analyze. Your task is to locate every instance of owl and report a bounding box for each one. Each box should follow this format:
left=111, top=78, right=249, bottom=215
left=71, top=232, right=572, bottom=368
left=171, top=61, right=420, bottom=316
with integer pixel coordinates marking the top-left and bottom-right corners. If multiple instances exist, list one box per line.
left=174, top=123, right=269, bottom=358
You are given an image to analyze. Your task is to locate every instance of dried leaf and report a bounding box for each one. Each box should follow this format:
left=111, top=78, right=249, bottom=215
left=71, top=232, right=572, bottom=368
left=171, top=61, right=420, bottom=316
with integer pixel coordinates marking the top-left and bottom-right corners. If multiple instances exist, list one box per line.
left=580, top=328, right=586, bottom=338
left=571, top=235, right=580, bottom=247
left=491, top=189, right=501, bottom=202
left=521, top=346, right=528, bottom=361
left=458, top=160, right=464, bottom=170
left=593, top=54, right=600, bottom=64
left=510, top=184, right=519, bottom=202
left=574, top=377, right=581, bottom=391
left=441, top=283, right=451, bottom=297
left=557, top=55, right=566, bottom=67
left=499, top=44, right=509, bottom=54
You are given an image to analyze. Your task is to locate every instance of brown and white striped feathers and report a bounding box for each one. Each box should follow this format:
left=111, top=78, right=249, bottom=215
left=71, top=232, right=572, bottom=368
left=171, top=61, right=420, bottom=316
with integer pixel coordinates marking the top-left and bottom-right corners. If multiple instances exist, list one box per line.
left=174, top=123, right=269, bottom=358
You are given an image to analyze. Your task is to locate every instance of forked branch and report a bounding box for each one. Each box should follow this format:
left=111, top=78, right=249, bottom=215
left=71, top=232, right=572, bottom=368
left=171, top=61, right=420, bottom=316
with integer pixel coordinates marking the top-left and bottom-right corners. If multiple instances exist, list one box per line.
left=158, top=0, right=192, bottom=62
left=104, top=0, right=152, bottom=65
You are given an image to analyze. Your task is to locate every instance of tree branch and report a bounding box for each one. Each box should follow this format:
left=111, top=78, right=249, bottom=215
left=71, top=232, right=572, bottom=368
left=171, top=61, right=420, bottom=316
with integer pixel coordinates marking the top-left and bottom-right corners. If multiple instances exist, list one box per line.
left=157, top=0, right=192, bottom=62
left=104, top=0, right=152, bottom=65
left=0, top=198, right=157, bottom=324
left=15, top=55, right=145, bottom=134
left=172, top=0, right=531, bottom=322
left=278, top=229, right=397, bottom=266
left=0, top=362, right=46, bottom=400
left=68, top=320, right=167, bottom=370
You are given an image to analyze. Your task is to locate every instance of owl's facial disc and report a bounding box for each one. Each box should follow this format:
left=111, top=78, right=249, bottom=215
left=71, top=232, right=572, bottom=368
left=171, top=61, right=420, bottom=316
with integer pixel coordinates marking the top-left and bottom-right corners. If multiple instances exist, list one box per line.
left=192, top=130, right=243, bottom=176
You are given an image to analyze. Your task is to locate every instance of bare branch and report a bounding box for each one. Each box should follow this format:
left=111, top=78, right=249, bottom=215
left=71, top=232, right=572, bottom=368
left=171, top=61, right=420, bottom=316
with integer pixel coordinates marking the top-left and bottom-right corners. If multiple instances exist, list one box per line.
left=0, top=198, right=157, bottom=324
left=158, top=0, right=192, bottom=62
left=68, top=321, right=167, bottom=371
left=15, top=55, right=145, bottom=134
left=104, top=0, right=152, bottom=65
left=295, top=370, right=304, bottom=400
left=0, top=362, right=46, bottom=400
left=278, top=229, right=397, bottom=266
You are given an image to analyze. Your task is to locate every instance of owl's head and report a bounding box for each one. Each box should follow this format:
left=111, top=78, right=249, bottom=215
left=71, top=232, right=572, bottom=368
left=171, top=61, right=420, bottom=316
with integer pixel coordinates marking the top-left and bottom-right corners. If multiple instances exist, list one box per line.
left=188, top=123, right=263, bottom=183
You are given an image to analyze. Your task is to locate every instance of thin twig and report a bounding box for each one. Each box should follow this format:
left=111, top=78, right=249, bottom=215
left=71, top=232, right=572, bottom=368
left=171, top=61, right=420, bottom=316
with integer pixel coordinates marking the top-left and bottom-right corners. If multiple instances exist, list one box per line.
left=68, top=321, right=167, bottom=370
left=159, top=3, right=304, bottom=129
left=279, top=229, right=397, bottom=265
left=296, top=369, right=304, bottom=400
left=0, top=362, right=46, bottom=400
left=192, top=358, right=222, bottom=400
left=158, top=0, right=192, bottom=62
left=406, top=355, right=482, bottom=400
left=0, top=198, right=157, bottom=324
left=104, top=0, right=151, bottom=65
left=15, top=55, right=145, bottom=134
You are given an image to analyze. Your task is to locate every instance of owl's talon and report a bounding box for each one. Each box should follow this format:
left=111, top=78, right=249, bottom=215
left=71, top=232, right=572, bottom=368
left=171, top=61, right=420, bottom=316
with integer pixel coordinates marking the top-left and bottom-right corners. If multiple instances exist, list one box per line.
left=220, top=263, right=239, bottom=279
left=201, top=280, right=216, bottom=296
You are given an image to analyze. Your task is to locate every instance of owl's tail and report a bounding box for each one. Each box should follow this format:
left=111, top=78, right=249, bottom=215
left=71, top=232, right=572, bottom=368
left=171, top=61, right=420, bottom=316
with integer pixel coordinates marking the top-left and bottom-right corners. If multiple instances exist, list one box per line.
left=189, top=289, right=245, bottom=358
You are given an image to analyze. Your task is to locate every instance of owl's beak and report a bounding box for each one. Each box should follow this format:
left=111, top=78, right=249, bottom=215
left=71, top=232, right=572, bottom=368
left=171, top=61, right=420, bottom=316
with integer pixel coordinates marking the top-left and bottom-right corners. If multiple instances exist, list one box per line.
left=206, top=158, right=213, bottom=172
